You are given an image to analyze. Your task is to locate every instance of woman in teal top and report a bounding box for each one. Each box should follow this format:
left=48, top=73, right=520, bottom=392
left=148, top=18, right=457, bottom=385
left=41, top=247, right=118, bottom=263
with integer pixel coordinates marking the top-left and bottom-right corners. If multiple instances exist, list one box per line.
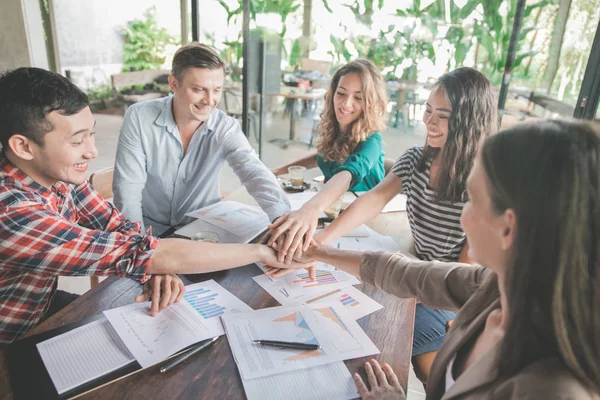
left=271, top=59, right=388, bottom=263
left=316, top=131, right=384, bottom=192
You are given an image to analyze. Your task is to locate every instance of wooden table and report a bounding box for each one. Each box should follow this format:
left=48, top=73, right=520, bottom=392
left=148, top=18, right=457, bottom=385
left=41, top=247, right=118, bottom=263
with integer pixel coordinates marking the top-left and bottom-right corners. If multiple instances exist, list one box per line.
left=0, top=188, right=416, bottom=400
left=268, top=87, right=327, bottom=147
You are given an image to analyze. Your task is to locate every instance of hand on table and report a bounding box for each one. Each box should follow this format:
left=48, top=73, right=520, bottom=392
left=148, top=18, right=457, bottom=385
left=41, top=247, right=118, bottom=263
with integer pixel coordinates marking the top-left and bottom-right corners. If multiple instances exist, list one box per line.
left=135, top=274, right=186, bottom=316
left=354, top=359, right=406, bottom=400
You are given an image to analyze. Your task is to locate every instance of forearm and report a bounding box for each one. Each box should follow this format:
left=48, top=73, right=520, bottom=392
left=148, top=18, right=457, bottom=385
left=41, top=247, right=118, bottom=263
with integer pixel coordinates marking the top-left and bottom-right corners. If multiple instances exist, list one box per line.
left=316, top=191, right=387, bottom=244
left=311, top=245, right=363, bottom=277
left=272, top=153, right=318, bottom=176
left=303, top=171, right=352, bottom=213
left=149, top=239, right=267, bottom=274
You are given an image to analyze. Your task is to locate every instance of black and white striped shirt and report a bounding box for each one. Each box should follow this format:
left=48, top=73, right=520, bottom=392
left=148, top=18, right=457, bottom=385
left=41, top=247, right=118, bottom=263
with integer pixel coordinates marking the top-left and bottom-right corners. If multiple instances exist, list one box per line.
left=391, top=146, right=466, bottom=262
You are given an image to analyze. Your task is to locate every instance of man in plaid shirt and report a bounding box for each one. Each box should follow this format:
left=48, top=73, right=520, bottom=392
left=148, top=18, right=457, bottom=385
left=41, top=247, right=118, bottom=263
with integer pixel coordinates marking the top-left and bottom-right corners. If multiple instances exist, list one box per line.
left=0, top=68, right=307, bottom=344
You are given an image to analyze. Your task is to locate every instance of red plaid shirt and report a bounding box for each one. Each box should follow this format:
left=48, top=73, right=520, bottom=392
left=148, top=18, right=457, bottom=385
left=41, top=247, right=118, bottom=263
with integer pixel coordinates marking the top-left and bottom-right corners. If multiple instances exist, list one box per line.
left=0, top=153, right=157, bottom=343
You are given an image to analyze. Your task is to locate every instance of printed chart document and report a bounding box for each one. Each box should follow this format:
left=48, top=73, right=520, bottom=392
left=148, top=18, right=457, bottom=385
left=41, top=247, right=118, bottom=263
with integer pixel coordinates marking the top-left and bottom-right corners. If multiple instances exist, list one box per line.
left=104, top=280, right=252, bottom=368
left=305, top=286, right=383, bottom=320
left=37, top=318, right=135, bottom=395
left=253, top=262, right=360, bottom=306
left=252, top=229, right=399, bottom=306
left=185, top=201, right=270, bottom=238
left=222, top=303, right=379, bottom=380
left=241, top=361, right=359, bottom=400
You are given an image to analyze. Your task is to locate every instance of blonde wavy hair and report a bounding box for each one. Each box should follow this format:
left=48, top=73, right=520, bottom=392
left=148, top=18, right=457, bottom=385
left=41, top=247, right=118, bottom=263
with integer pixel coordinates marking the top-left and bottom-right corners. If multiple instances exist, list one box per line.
left=317, top=59, right=388, bottom=163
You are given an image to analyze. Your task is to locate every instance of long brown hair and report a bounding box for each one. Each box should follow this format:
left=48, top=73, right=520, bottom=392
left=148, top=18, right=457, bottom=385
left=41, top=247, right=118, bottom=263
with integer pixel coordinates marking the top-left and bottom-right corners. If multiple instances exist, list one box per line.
left=418, top=67, right=498, bottom=202
left=317, top=59, right=387, bottom=163
left=481, top=120, right=600, bottom=392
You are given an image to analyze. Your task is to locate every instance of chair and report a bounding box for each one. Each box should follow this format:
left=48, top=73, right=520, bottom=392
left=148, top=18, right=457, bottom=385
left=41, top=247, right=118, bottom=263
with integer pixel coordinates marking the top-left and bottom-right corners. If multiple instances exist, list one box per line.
left=88, top=167, right=114, bottom=288
left=222, top=87, right=259, bottom=142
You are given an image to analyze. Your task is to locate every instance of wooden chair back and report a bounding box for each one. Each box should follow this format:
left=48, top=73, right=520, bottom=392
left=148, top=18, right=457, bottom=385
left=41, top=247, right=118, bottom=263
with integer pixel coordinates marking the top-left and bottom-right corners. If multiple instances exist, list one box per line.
left=89, top=167, right=114, bottom=200
left=88, top=167, right=114, bottom=289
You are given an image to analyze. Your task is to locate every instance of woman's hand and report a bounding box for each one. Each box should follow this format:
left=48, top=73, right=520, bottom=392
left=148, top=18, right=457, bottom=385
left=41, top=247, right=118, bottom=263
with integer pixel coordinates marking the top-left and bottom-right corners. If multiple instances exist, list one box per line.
left=260, top=245, right=315, bottom=274
left=266, top=207, right=321, bottom=263
left=354, top=359, right=406, bottom=400
left=135, top=274, right=186, bottom=316
left=263, top=241, right=320, bottom=279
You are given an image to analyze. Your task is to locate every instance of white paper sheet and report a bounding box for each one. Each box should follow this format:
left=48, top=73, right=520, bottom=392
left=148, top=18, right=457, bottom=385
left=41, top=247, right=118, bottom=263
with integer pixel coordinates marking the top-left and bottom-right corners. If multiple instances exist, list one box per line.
left=104, top=280, right=252, bottom=368
left=37, top=319, right=135, bottom=395
left=222, top=303, right=379, bottom=380
left=253, top=262, right=360, bottom=306
left=241, top=361, right=359, bottom=400
left=305, top=286, right=383, bottom=320
left=185, top=201, right=270, bottom=237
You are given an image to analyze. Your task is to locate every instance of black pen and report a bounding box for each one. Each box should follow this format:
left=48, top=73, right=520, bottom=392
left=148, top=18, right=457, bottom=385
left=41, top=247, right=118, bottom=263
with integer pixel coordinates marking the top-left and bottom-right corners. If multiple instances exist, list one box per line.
left=253, top=340, right=321, bottom=350
left=160, top=336, right=220, bottom=373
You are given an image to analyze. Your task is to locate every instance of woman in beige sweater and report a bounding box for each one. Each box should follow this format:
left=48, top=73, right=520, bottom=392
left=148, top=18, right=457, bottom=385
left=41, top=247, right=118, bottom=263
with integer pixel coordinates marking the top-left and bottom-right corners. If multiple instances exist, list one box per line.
left=266, top=119, right=600, bottom=399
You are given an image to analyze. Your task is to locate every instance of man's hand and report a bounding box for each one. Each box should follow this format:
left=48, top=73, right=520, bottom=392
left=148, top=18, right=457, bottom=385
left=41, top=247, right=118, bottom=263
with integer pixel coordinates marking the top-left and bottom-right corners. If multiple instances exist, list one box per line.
left=135, top=274, right=186, bottom=316
left=354, top=359, right=406, bottom=400
left=262, top=242, right=320, bottom=280
left=266, top=206, right=320, bottom=263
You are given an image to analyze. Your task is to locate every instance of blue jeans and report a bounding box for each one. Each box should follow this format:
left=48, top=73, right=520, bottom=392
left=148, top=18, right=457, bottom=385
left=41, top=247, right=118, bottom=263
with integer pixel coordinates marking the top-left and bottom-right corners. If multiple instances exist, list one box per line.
left=412, top=303, right=457, bottom=356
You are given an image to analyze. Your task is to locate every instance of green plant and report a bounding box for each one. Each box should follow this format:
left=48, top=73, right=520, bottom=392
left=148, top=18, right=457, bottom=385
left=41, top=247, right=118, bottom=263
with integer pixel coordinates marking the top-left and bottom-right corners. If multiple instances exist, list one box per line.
left=121, top=8, right=177, bottom=72
left=87, top=85, right=114, bottom=101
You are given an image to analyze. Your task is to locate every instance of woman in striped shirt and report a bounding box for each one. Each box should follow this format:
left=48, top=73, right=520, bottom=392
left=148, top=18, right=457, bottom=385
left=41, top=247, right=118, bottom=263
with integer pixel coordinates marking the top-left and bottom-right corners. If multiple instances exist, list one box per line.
left=314, top=67, right=498, bottom=384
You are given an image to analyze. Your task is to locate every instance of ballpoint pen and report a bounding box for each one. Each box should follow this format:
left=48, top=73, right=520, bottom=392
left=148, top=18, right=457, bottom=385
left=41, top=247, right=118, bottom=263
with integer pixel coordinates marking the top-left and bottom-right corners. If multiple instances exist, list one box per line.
left=253, top=340, right=321, bottom=350
left=160, top=336, right=220, bottom=373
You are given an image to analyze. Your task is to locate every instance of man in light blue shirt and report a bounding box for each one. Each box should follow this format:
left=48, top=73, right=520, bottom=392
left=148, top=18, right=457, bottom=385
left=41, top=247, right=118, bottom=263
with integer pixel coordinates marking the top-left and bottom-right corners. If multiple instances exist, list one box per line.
left=113, top=43, right=290, bottom=236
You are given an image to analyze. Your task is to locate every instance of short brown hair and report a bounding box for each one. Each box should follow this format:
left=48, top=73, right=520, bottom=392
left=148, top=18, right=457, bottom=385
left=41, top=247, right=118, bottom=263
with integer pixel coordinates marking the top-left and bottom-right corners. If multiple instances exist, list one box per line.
left=171, top=42, right=225, bottom=81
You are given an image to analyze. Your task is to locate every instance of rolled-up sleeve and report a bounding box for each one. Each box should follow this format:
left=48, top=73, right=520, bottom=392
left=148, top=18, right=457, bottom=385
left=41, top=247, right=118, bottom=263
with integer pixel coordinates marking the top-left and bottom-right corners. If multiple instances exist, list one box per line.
left=360, top=250, right=491, bottom=311
left=221, top=120, right=291, bottom=221
left=330, top=133, right=382, bottom=190
left=0, top=202, right=156, bottom=283
left=113, top=105, right=147, bottom=229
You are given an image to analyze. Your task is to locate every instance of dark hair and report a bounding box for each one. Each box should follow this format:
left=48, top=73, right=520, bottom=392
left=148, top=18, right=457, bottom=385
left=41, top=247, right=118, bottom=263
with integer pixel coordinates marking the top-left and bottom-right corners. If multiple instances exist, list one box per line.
left=418, top=67, right=498, bottom=202
left=171, top=42, right=226, bottom=81
left=482, top=120, right=600, bottom=392
left=0, top=67, right=88, bottom=149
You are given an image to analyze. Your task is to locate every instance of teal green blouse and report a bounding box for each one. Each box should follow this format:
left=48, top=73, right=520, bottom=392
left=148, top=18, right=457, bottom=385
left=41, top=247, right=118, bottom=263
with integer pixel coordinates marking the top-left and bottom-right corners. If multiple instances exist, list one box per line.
left=316, top=132, right=384, bottom=192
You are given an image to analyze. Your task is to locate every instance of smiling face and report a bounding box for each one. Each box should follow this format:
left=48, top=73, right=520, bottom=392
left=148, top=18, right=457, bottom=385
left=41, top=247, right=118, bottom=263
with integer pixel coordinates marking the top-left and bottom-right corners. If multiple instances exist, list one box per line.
left=169, top=67, right=224, bottom=124
left=333, top=72, right=364, bottom=133
left=24, top=107, right=98, bottom=188
left=423, top=87, right=452, bottom=149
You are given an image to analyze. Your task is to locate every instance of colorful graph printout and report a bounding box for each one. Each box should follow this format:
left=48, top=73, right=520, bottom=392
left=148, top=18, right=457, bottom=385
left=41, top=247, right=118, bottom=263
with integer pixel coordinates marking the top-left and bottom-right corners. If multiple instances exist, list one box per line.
left=104, top=280, right=252, bottom=368
left=184, top=288, right=226, bottom=319
left=222, top=304, right=379, bottom=380
left=306, top=286, right=384, bottom=320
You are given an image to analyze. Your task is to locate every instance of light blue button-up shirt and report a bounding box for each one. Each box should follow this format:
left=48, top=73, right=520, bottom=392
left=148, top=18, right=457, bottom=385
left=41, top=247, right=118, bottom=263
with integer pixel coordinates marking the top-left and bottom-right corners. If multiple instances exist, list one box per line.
left=113, top=95, right=290, bottom=236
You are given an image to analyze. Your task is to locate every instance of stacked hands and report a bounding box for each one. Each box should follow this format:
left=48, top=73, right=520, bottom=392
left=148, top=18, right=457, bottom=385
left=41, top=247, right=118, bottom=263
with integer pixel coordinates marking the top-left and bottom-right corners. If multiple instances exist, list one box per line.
left=263, top=209, right=323, bottom=280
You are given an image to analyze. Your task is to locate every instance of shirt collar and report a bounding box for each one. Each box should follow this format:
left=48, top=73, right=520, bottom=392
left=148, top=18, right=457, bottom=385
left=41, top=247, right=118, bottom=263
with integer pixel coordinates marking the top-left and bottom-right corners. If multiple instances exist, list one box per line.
left=0, top=151, right=70, bottom=199
left=155, top=94, right=218, bottom=137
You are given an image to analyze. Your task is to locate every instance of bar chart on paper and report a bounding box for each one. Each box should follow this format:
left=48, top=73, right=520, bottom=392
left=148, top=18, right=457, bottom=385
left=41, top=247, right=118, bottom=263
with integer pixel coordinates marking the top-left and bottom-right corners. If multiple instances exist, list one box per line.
left=306, top=286, right=384, bottom=320
left=288, top=266, right=358, bottom=289
left=184, top=288, right=226, bottom=319
left=104, top=280, right=253, bottom=368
